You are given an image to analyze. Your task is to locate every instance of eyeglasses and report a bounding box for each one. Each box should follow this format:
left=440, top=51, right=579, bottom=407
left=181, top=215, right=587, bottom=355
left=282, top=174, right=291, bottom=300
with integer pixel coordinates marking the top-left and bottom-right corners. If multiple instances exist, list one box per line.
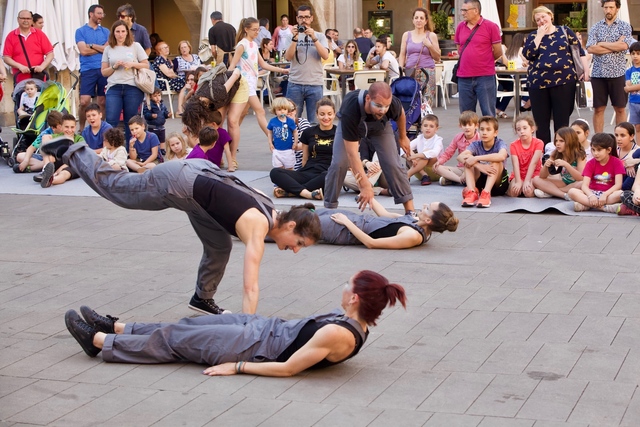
left=297, top=15, right=311, bottom=20
left=250, top=27, right=260, bottom=32
left=347, top=45, right=356, bottom=49
left=370, top=101, right=390, bottom=112
left=460, top=7, right=477, bottom=12
left=118, top=14, right=129, bottom=19
left=18, top=16, right=32, bottom=20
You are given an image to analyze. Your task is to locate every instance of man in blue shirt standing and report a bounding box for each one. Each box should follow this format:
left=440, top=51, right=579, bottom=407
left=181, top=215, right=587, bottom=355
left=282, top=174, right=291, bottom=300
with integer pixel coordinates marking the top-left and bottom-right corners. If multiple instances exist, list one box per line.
left=587, top=0, right=635, bottom=132
left=116, top=4, right=152, bottom=55
left=75, top=5, right=109, bottom=129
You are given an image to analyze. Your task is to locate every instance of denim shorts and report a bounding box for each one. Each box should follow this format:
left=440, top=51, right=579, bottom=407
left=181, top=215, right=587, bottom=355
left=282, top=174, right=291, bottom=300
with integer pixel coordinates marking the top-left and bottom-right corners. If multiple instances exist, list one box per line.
left=629, top=102, right=640, bottom=125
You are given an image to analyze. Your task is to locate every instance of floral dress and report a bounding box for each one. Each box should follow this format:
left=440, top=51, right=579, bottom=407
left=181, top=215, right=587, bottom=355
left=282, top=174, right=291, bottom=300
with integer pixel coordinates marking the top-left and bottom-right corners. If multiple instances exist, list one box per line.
left=153, top=56, right=185, bottom=92
left=173, top=54, right=202, bottom=78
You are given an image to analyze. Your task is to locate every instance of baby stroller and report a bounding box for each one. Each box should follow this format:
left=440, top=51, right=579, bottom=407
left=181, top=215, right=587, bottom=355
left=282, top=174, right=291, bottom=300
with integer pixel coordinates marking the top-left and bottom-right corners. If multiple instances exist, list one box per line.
left=390, top=69, right=431, bottom=139
left=7, top=80, right=71, bottom=167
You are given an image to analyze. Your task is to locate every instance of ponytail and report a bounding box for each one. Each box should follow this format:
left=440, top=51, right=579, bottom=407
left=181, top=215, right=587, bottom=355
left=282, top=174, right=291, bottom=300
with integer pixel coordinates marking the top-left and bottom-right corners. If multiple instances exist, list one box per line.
left=352, top=270, right=407, bottom=326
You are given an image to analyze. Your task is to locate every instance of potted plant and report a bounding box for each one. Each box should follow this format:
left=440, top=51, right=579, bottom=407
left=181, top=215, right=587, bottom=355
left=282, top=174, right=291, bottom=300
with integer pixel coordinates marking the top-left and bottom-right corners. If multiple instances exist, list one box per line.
left=432, top=10, right=450, bottom=39
left=563, top=5, right=587, bottom=32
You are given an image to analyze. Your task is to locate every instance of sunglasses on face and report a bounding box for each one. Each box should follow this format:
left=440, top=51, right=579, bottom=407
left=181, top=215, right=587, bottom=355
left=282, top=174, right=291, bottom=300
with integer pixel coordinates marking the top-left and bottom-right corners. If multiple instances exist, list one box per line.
left=118, top=14, right=129, bottom=19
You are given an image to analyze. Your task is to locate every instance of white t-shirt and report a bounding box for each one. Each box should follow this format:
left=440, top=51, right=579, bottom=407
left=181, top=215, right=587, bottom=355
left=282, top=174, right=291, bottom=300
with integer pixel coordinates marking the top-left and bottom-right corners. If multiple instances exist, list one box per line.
left=410, top=134, right=443, bottom=159
left=236, top=38, right=260, bottom=93
left=373, top=51, right=399, bottom=79
left=102, top=42, right=148, bottom=90
left=277, top=26, right=293, bottom=51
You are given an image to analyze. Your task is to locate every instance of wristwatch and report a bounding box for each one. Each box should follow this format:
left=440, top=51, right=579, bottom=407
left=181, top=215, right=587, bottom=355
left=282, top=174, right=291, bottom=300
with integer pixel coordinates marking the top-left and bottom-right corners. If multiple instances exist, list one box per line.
left=89, top=44, right=94, bottom=50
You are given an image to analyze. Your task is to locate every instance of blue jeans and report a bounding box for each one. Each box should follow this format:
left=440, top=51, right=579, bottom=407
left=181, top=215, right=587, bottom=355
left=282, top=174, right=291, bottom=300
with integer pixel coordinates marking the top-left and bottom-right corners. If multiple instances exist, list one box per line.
left=287, top=83, right=323, bottom=120
left=105, top=84, right=145, bottom=142
left=458, top=75, right=496, bottom=117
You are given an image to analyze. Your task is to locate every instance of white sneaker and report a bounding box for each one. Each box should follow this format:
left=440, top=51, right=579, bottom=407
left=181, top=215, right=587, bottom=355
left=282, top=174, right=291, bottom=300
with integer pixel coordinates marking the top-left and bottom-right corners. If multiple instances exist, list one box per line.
left=439, top=177, right=454, bottom=186
left=534, top=189, right=553, bottom=199
left=602, top=203, right=621, bottom=213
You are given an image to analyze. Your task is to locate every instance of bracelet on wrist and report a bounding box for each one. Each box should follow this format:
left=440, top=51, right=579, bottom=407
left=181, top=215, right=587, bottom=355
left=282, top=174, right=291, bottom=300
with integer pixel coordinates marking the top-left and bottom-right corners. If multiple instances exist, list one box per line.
left=311, top=38, right=318, bottom=43
left=292, top=37, right=298, bottom=42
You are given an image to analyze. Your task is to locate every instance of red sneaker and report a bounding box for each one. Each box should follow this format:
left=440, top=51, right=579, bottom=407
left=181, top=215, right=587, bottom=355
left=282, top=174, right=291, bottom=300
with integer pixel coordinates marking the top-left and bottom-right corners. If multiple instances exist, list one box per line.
left=462, top=187, right=479, bottom=207
left=477, top=190, right=491, bottom=208
left=618, top=204, right=640, bottom=216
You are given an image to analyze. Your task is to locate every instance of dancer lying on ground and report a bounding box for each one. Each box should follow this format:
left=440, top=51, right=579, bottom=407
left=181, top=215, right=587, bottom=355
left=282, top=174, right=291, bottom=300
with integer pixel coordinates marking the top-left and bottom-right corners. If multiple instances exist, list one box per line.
left=64, top=270, right=406, bottom=377
left=318, top=199, right=458, bottom=249
left=41, top=138, right=321, bottom=315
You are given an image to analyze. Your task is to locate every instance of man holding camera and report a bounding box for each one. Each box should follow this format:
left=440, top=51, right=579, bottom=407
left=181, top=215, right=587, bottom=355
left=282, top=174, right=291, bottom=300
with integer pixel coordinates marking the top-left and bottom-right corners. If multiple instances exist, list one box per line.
left=3, top=10, right=54, bottom=84
left=284, top=5, right=329, bottom=119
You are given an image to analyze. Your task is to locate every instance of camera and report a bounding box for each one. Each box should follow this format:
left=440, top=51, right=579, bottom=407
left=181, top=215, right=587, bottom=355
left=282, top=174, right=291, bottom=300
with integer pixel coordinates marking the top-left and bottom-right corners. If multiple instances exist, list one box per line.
left=297, top=25, right=306, bottom=34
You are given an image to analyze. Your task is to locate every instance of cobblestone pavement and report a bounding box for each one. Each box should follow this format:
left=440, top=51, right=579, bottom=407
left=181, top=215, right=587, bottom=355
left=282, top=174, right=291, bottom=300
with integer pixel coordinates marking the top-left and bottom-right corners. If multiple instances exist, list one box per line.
left=1, top=99, right=639, bottom=426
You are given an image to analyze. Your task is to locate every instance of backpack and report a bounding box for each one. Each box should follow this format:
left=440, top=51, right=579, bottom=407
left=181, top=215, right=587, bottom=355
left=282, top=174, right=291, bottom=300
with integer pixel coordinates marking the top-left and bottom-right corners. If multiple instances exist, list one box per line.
left=198, top=39, right=213, bottom=64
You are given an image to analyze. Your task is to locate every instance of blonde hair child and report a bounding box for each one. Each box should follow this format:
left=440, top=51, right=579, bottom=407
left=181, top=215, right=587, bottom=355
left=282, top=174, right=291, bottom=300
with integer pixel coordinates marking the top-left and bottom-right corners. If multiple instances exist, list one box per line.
left=166, top=132, right=190, bottom=160
left=267, top=97, right=298, bottom=169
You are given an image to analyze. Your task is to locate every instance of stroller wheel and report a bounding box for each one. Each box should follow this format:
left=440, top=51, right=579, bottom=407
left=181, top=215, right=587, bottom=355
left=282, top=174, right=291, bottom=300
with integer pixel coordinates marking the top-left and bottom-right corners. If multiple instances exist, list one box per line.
left=7, top=157, right=15, bottom=167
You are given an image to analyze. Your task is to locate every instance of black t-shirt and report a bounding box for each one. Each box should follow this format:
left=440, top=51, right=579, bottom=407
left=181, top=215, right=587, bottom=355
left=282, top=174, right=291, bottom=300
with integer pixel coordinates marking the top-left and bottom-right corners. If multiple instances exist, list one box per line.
left=208, top=21, right=237, bottom=53
left=355, top=37, right=374, bottom=61
left=338, top=90, right=403, bottom=142
left=300, top=125, right=336, bottom=169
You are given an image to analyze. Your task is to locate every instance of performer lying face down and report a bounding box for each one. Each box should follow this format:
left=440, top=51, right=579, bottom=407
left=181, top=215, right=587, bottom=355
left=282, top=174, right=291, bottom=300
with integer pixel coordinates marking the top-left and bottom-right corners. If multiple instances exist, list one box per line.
left=65, top=270, right=406, bottom=377
left=41, top=137, right=321, bottom=315
left=319, top=198, right=459, bottom=249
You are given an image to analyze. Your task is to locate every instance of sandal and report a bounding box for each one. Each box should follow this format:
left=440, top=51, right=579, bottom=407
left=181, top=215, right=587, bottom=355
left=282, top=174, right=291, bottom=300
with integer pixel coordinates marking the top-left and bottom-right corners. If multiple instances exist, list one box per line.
left=497, top=111, right=509, bottom=119
left=311, top=189, right=324, bottom=200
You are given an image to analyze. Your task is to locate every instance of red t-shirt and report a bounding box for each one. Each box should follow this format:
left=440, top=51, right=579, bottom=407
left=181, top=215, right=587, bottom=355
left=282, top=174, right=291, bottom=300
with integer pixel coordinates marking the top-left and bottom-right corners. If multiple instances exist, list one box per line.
left=454, top=17, right=502, bottom=78
left=509, top=137, right=544, bottom=180
left=3, top=28, right=54, bottom=83
left=582, top=156, right=626, bottom=192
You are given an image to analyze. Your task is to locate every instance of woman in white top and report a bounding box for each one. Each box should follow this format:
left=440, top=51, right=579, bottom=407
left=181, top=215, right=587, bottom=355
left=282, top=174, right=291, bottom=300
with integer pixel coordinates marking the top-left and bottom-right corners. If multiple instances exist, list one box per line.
left=272, top=14, right=294, bottom=51
left=365, top=35, right=399, bottom=79
left=101, top=19, right=149, bottom=143
left=172, top=40, right=201, bottom=78
left=337, top=39, right=360, bottom=70
left=229, top=18, right=290, bottom=150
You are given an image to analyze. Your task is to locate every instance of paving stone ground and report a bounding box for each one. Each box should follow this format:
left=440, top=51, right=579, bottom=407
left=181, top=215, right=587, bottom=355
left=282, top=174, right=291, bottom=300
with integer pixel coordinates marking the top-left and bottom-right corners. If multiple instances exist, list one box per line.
left=1, top=98, right=639, bottom=426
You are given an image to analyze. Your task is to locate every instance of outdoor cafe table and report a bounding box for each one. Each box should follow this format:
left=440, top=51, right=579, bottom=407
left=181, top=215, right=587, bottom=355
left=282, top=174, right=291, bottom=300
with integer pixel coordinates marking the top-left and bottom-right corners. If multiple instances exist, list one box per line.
left=496, top=67, right=528, bottom=121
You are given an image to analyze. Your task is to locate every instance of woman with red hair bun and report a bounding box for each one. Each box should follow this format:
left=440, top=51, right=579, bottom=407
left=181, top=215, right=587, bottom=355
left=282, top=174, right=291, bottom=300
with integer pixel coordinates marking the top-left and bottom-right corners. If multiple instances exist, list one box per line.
left=65, top=270, right=406, bottom=377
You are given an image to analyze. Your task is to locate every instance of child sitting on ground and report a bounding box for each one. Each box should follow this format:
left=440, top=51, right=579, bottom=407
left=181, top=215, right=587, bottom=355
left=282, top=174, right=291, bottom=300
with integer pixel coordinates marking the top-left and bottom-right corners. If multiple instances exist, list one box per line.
left=165, top=132, right=190, bottom=161
left=17, top=80, right=40, bottom=119
left=571, top=119, right=592, bottom=161
left=202, top=111, right=232, bottom=169
left=434, top=111, right=479, bottom=186
left=290, top=99, right=311, bottom=171
left=458, top=116, right=509, bottom=208
left=143, top=87, right=171, bottom=154
left=568, top=133, right=625, bottom=212
left=14, top=110, right=63, bottom=173
left=186, top=126, right=218, bottom=161
left=39, top=114, right=86, bottom=188
left=615, top=122, right=640, bottom=191
left=81, top=103, right=112, bottom=153
left=406, top=114, right=443, bottom=186
left=507, top=115, right=544, bottom=198
left=267, top=97, right=297, bottom=170
left=533, top=127, right=586, bottom=200
left=100, top=128, right=128, bottom=171
left=126, top=115, right=160, bottom=173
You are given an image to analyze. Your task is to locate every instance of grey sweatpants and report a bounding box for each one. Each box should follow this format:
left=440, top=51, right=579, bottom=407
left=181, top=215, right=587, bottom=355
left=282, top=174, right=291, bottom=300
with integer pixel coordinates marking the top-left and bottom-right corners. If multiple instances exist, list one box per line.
left=64, top=143, right=231, bottom=299
left=323, top=123, right=413, bottom=208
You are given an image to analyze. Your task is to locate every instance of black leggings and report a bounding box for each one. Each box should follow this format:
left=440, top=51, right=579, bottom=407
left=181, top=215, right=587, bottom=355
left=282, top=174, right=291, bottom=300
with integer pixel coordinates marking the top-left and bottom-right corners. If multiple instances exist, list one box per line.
left=529, top=83, right=576, bottom=146
left=270, top=164, right=328, bottom=195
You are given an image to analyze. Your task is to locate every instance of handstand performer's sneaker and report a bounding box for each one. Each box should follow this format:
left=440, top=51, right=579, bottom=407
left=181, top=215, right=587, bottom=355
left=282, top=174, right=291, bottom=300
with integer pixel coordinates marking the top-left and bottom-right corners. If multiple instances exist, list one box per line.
left=188, top=293, right=231, bottom=315
left=65, top=309, right=101, bottom=357
left=40, top=163, right=55, bottom=188
left=40, top=136, right=74, bottom=161
left=80, top=306, right=118, bottom=334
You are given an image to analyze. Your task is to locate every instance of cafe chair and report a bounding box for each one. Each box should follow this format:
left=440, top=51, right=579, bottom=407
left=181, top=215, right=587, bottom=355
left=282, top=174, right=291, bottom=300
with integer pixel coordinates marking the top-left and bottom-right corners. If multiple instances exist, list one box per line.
left=256, top=71, right=273, bottom=110
left=442, top=60, right=457, bottom=100
left=496, top=74, right=516, bottom=118
left=435, top=64, right=446, bottom=109
left=323, top=75, right=342, bottom=109
left=352, top=70, right=387, bottom=90
left=157, top=77, right=177, bottom=117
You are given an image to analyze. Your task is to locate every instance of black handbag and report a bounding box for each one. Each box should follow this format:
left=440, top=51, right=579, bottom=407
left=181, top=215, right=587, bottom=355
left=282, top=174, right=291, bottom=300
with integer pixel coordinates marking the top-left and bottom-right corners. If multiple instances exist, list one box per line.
left=451, top=25, right=480, bottom=84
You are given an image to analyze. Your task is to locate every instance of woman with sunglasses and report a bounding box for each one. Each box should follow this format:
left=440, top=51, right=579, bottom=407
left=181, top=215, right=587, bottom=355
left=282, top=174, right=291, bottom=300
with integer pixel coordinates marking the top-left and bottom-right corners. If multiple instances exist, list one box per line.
left=337, top=40, right=360, bottom=70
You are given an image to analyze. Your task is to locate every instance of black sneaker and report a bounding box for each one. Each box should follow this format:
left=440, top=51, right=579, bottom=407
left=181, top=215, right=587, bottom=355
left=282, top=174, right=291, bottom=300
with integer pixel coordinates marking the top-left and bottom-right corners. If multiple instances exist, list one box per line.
left=40, top=136, right=73, bottom=160
left=33, top=173, right=43, bottom=183
left=80, top=305, right=118, bottom=334
left=13, top=163, right=30, bottom=173
left=188, top=294, right=231, bottom=315
left=40, top=163, right=55, bottom=188
left=65, top=309, right=100, bottom=357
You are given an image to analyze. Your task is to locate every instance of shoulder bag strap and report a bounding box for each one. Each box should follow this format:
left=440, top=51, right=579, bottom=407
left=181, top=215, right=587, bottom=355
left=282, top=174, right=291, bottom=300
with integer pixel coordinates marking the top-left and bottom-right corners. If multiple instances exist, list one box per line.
left=458, top=24, right=481, bottom=65
left=18, top=35, right=33, bottom=70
